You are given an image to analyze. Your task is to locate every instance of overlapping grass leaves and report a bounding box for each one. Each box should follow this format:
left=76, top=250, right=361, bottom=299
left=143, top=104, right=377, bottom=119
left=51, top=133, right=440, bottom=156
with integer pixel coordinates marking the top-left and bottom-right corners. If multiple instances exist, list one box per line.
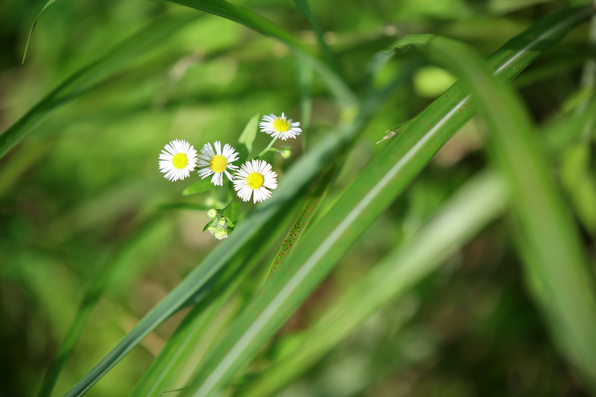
left=400, top=28, right=596, bottom=386
left=0, top=13, right=199, bottom=159
left=175, top=8, right=594, bottom=397
left=60, top=6, right=593, bottom=397
left=164, top=0, right=357, bottom=108
left=239, top=98, right=596, bottom=397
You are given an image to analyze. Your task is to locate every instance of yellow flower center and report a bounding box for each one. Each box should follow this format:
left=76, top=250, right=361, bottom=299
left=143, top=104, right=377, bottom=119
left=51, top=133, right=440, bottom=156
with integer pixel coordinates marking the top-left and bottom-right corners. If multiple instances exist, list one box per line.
left=210, top=155, right=228, bottom=173
left=172, top=153, right=188, bottom=169
left=273, top=118, right=290, bottom=132
left=246, top=172, right=264, bottom=190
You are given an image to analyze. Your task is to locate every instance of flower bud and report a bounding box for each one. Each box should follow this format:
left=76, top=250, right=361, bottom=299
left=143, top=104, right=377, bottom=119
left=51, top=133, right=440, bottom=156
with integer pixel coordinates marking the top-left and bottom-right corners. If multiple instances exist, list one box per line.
left=280, top=147, right=292, bottom=159
left=207, top=225, right=217, bottom=234
left=215, top=228, right=229, bottom=240
left=207, top=208, right=218, bottom=220
left=218, top=217, right=227, bottom=228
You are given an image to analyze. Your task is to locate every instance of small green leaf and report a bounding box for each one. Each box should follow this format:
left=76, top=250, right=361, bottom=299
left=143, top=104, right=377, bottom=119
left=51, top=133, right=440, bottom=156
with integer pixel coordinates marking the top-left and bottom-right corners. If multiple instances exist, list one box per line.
left=203, top=221, right=213, bottom=233
left=224, top=216, right=234, bottom=229
left=237, top=113, right=260, bottom=163
left=182, top=179, right=215, bottom=196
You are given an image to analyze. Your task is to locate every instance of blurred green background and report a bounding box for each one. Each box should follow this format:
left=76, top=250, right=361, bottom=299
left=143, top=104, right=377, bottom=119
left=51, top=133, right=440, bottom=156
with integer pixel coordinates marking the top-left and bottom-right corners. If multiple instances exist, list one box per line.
left=1, top=0, right=595, bottom=396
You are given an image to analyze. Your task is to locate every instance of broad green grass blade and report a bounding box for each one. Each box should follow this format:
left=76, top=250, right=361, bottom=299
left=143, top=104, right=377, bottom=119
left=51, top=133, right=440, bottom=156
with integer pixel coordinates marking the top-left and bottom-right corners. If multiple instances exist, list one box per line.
left=129, top=213, right=291, bottom=397
left=21, top=0, right=58, bottom=66
left=174, top=8, right=594, bottom=397
left=0, top=13, right=199, bottom=160
left=128, top=301, right=222, bottom=397
left=560, top=142, right=596, bottom=235
left=409, top=31, right=596, bottom=387
left=560, top=17, right=596, bottom=235
left=36, top=217, right=164, bottom=397
left=293, top=0, right=339, bottom=73
left=237, top=113, right=260, bottom=163
left=164, top=0, right=357, bottom=107
left=239, top=97, right=596, bottom=397
left=240, top=170, right=509, bottom=397
left=265, top=163, right=337, bottom=281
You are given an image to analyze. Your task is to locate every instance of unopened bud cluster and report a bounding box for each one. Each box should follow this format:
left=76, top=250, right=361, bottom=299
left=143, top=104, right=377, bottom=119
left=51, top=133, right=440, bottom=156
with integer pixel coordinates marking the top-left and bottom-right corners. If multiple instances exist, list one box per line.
left=205, top=208, right=233, bottom=240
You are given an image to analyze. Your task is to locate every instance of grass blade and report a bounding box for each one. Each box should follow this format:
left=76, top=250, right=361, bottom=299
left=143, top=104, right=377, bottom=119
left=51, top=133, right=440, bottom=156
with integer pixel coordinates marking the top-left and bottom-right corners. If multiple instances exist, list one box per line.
left=265, top=163, right=337, bottom=281
left=36, top=217, right=164, bottom=397
left=239, top=97, right=596, bottom=397
left=21, top=0, right=58, bottom=66
left=240, top=170, right=508, bottom=397
left=175, top=8, right=594, bottom=396
left=164, top=0, right=357, bottom=108
left=292, top=0, right=339, bottom=73
left=407, top=28, right=596, bottom=387
left=0, top=13, right=199, bottom=160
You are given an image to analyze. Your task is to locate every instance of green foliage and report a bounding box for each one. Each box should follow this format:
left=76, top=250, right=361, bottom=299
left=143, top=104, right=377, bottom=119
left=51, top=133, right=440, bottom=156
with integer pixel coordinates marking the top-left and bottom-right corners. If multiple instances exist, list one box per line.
left=2, top=1, right=596, bottom=397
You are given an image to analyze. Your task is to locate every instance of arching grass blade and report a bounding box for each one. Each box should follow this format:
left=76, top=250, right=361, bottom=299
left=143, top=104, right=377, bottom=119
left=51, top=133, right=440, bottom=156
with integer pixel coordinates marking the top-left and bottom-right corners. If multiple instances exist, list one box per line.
left=0, top=13, right=199, bottom=159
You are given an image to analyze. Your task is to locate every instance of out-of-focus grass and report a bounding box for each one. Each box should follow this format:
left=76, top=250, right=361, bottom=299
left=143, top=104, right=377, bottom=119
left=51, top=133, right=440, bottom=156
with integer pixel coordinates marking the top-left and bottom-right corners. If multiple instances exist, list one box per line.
left=1, top=0, right=596, bottom=396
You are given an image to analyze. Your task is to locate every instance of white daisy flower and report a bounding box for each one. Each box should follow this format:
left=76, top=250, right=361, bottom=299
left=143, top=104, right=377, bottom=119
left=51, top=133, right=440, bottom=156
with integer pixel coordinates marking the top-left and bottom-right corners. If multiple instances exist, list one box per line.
left=197, top=141, right=239, bottom=186
left=259, top=113, right=301, bottom=140
left=158, top=139, right=198, bottom=182
left=234, top=159, right=278, bottom=203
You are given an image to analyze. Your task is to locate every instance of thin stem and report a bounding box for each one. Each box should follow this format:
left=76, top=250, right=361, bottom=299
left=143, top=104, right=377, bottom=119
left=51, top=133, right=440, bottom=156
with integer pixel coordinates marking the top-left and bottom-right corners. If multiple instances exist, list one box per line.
left=220, top=198, right=233, bottom=212
left=257, top=137, right=278, bottom=158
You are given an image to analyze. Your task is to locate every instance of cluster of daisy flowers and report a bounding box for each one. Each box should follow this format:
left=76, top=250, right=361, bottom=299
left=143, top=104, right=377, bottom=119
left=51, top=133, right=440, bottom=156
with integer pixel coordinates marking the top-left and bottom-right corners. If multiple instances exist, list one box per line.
left=158, top=113, right=301, bottom=240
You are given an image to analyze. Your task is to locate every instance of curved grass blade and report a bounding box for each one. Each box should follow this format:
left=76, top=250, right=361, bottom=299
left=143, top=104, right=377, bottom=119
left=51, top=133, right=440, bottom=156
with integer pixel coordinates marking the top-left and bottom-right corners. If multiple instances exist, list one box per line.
left=239, top=97, right=596, bottom=397
left=0, top=13, right=199, bottom=160
left=407, top=30, right=596, bottom=387
left=174, top=8, right=595, bottom=397
left=21, top=0, right=58, bottom=67
left=164, top=0, right=357, bottom=108
left=36, top=217, right=164, bottom=397
left=292, top=0, right=340, bottom=73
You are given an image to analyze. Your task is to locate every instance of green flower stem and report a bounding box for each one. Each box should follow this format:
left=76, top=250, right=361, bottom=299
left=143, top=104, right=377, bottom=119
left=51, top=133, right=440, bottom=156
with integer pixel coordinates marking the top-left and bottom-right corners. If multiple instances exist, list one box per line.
left=257, top=137, right=278, bottom=158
